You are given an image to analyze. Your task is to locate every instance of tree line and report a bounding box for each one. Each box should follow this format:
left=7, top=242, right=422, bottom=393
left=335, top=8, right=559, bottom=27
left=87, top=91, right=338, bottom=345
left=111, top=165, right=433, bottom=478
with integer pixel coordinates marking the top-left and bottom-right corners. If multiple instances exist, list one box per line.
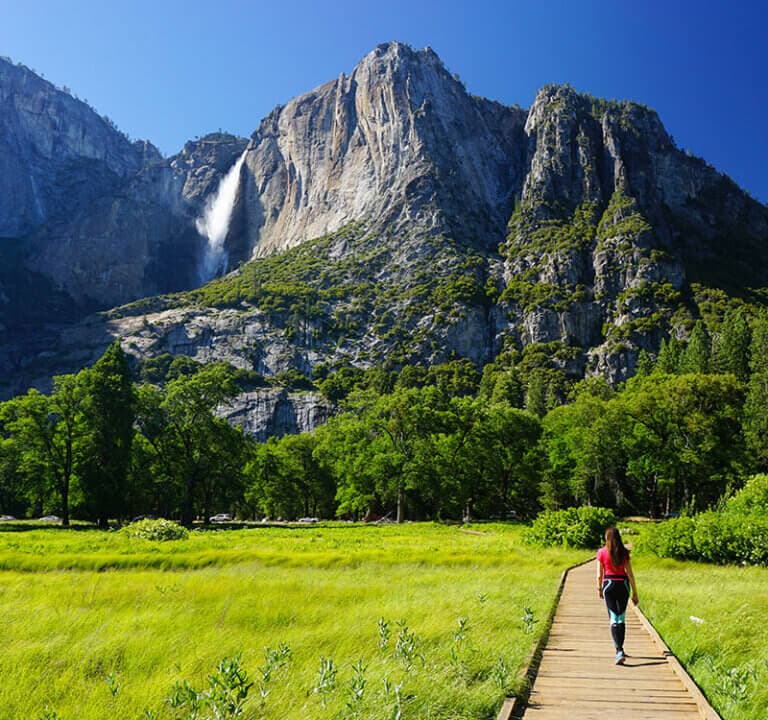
left=1, top=306, right=767, bottom=526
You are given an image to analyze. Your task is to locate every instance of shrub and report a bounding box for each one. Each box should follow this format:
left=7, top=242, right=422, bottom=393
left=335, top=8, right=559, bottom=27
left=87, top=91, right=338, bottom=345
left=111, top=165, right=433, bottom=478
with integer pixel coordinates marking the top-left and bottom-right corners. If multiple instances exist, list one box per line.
left=724, top=473, right=768, bottom=517
left=637, top=516, right=696, bottom=560
left=640, top=502, right=768, bottom=566
left=123, top=518, right=189, bottom=542
left=524, top=506, right=616, bottom=548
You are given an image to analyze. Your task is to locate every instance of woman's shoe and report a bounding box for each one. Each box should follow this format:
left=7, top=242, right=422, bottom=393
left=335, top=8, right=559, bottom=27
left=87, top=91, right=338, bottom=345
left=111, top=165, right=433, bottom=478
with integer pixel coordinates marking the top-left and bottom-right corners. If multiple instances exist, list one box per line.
left=614, top=650, right=626, bottom=665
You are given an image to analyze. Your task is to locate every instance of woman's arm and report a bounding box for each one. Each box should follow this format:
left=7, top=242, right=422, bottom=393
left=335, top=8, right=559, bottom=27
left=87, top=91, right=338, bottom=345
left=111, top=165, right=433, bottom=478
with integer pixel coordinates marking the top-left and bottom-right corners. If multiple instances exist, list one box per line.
left=596, top=558, right=604, bottom=598
left=625, top=557, right=639, bottom=605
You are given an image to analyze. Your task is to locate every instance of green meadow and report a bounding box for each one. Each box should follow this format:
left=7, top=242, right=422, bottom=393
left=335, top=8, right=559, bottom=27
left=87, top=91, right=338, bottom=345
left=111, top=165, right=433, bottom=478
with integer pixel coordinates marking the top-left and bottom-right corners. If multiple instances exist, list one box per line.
left=4, top=522, right=766, bottom=720
left=0, top=523, right=585, bottom=719
left=635, top=555, right=768, bottom=720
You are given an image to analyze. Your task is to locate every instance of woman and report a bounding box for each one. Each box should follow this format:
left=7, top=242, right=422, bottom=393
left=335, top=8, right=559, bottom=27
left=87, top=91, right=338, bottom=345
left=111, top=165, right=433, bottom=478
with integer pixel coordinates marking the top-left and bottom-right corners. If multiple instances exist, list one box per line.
left=596, top=527, right=639, bottom=664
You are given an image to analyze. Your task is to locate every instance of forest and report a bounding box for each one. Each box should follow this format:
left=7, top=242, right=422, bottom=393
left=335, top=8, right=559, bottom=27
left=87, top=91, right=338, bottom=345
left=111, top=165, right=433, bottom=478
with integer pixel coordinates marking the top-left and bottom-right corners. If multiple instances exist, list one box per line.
left=1, top=305, right=766, bottom=528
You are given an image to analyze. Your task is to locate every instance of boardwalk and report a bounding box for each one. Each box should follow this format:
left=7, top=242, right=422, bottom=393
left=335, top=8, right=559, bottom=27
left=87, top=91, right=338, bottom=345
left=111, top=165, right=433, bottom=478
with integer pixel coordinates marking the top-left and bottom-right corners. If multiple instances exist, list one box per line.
left=511, top=561, right=720, bottom=720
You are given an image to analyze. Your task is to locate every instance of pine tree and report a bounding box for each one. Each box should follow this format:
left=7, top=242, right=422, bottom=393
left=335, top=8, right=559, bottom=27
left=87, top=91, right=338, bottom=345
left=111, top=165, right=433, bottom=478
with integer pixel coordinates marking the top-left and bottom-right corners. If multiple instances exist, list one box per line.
left=712, top=307, right=751, bottom=381
left=79, top=341, right=136, bottom=527
left=524, top=371, right=547, bottom=418
left=635, top=349, right=653, bottom=378
left=655, top=336, right=682, bottom=374
left=678, top=321, right=710, bottom=374
left=745, top=310, right=768, bottom=468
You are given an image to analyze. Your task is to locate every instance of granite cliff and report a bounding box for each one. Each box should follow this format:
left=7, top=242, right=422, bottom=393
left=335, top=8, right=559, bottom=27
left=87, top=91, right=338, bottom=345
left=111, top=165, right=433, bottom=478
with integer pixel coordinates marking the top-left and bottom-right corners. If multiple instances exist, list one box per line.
left=0, top=55, right=251, bottom=328
left=2, top=43, right=767, bottom=435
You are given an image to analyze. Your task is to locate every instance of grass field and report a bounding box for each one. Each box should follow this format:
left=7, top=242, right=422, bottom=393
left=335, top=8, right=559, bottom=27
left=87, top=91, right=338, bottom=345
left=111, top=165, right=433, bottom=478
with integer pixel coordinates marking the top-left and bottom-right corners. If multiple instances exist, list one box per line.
left=0, top=523, right=586, bottom=719
left=634, top=554, right=768, bottom=720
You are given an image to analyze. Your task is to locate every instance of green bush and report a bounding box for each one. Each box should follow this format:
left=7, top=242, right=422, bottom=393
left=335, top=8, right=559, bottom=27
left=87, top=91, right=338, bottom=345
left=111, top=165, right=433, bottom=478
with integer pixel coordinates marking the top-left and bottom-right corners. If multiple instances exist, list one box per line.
left=640, top=479, right=768, bottom=566
left=524, top=506, right=616, bottom=549
left=637, top=516, right=696, bottom=560
left=725, top=473, right=768, bottom=517
left=123, top=518, right=189, bottom=542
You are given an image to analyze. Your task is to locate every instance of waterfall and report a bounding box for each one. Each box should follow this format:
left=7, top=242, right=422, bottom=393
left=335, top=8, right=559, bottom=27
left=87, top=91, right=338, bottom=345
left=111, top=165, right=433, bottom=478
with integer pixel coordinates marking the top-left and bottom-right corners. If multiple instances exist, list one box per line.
left=196, top=148, right=248, bottom=283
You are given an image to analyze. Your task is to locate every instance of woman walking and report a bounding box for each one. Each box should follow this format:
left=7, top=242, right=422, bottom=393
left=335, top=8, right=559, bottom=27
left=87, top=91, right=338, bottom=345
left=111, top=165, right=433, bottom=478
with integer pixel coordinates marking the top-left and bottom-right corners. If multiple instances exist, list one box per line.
left=597, top=527, right=639, bottom=664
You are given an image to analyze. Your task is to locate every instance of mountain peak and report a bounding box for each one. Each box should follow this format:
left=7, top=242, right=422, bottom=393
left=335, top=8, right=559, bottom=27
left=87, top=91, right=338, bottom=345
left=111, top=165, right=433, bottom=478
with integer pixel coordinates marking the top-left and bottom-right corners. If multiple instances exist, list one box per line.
left=368, top=41, right=444, bottom=65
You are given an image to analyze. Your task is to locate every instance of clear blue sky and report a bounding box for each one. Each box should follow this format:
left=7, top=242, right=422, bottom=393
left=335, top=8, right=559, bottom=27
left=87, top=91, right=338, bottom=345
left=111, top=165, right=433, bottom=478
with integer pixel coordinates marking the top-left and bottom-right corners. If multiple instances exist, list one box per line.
left=1, top=0, right=766, bottom=202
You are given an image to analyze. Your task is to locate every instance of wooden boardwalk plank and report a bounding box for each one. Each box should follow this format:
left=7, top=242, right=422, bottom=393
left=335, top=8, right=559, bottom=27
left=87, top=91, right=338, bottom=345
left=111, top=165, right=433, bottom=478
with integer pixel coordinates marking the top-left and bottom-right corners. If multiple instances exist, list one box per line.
left=508, top=560, right=721, bottom=720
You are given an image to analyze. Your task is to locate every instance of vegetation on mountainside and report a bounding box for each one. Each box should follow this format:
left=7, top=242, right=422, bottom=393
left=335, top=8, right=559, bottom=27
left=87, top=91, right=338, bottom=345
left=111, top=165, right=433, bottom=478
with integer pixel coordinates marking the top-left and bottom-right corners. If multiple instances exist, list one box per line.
left=112, top=223, right=494, bottom=371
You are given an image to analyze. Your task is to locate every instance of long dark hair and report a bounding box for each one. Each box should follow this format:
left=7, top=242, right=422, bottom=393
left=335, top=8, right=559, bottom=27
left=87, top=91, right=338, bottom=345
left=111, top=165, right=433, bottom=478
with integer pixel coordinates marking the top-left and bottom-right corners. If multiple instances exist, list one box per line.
left=605, top=527, right=628, bottom=568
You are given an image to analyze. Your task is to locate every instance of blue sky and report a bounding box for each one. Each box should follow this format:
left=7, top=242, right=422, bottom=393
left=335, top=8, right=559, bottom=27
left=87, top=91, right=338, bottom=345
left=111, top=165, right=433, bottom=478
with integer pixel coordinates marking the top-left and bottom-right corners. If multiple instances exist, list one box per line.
left=1, top=0, right=766, bottom=202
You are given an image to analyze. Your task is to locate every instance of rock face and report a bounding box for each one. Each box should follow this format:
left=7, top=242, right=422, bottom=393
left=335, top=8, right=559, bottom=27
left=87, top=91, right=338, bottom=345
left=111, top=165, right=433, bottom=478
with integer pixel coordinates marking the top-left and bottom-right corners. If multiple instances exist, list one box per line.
left=222, top=390, right=333, bottom=442
left=501, top=85, right=768, bottom=382
left=237, top=43, right=527, bottom=255
left=0, top=55, right=251, bottom=331
left=2, top=44, right=768, bottom=429
left=0, top=58, right=146, bottom=239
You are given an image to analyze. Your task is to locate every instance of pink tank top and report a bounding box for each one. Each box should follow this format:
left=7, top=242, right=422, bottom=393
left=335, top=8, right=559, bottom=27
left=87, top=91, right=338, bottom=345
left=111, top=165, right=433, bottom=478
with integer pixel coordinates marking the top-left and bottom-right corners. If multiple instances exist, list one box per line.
left=597, top=546, right=629, bottom=577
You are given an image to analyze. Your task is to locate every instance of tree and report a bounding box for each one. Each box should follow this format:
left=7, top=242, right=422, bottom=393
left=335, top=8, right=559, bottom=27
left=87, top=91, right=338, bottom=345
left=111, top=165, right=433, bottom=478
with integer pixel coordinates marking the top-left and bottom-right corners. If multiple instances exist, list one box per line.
left=678, top=321, right=711, bottom=374
left=313, top=410, right=379, bottom=519
left=362, top=387, right=448, bottom=522
left=0, top=433, right=26, bottom=517
left=478, top=355, right=523, bottom=408
left=316, top=387, right=450, bottom=522
left=654, top=336, right=682, bottom=374
left=745, top=310, right=768, bottom=468
left=79, top=341, right=136, bottom=527
left=244, top=434, right=335, bottom=520
left=622, top=373, right=746, bottom=515
left=524, top=371, right=547, bottom=417
left=475, top=403, right=542, bottom=518
left=634, top=350, right=653, bottom=378
left=0, top=374, right=87, bottom=525
left=711, top=307, right=751, bottom=381
left=540, top=393, right=626, bottom=511
left=135, top=363, right=245, bottom=525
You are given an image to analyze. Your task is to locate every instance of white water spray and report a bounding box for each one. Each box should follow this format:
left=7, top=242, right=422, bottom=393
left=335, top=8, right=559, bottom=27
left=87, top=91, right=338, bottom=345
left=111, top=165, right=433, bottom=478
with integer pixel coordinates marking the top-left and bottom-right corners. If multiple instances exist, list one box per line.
left=196, top=148, right=248, bottom=282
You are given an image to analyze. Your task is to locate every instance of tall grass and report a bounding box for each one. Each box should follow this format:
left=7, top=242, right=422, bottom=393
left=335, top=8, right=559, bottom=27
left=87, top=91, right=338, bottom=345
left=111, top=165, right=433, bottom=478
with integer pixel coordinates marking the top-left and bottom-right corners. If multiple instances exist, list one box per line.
left=634, top=555, right=768, bottom=720
left=0, top=523, right=585, bottom=719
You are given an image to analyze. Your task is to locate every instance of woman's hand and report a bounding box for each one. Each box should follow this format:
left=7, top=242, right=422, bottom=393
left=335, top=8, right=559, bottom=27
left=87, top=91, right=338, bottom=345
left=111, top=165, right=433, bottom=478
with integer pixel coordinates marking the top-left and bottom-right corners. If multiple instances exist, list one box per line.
left=598, top=588, right=603, bottom=599
left=632, top=592, right=639, bottom=606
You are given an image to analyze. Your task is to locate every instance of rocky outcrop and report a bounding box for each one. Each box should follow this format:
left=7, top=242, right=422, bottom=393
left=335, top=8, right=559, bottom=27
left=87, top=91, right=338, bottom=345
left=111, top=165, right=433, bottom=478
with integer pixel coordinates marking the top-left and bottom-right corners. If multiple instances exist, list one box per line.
left=222, top=389, right=333, bottom=441
left=0, top=55, right=250, bottom=327
left=501, top=85, right=768, bottom=383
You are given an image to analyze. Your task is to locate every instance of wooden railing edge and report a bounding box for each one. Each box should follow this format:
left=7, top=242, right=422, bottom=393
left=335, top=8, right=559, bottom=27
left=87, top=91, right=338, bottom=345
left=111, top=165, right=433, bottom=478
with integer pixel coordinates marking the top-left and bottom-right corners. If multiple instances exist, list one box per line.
left=495, top=557, right=593, bottom=720
left=630, top=601, right=722, bottom=720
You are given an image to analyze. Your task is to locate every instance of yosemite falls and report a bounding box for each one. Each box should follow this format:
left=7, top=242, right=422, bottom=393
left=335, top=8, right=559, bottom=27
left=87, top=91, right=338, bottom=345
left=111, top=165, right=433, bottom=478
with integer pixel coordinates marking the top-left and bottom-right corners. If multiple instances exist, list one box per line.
left=196, top=148, right=248, bottom=282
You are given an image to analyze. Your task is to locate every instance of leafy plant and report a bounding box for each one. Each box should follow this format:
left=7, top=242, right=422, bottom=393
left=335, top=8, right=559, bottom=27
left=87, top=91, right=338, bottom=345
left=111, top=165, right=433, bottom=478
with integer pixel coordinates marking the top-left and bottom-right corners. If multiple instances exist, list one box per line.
left=105, top=671, right=120, bottom=697
left=313, top=656, right=337, bottom=709
left=124, top=518, right=189, bottom=542
left=394, top=620, right=420, bottom=669
left=167, top=654, right=252, bottom=719
left=345, top=658, right=368, bottom=717
left=377, top=618, right=391, bottom=651
left=521, top=606, right=538, bottom=635
left=490, top=656, right=511, bottom=690
left=257, top=643, right=292, bottom=701
left=524, top=506, right=616, bottom=548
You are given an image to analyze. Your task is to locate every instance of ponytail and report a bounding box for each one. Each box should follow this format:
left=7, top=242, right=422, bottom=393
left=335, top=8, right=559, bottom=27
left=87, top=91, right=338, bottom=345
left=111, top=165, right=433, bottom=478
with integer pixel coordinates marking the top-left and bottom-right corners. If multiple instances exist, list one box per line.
left=605, top=527, right=628, bottom=569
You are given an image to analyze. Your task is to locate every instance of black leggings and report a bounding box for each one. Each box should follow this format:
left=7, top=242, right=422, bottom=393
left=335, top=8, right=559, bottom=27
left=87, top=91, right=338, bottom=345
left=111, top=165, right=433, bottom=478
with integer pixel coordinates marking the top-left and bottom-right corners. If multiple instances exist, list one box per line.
left=602, top=577, right=630, bottom=650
